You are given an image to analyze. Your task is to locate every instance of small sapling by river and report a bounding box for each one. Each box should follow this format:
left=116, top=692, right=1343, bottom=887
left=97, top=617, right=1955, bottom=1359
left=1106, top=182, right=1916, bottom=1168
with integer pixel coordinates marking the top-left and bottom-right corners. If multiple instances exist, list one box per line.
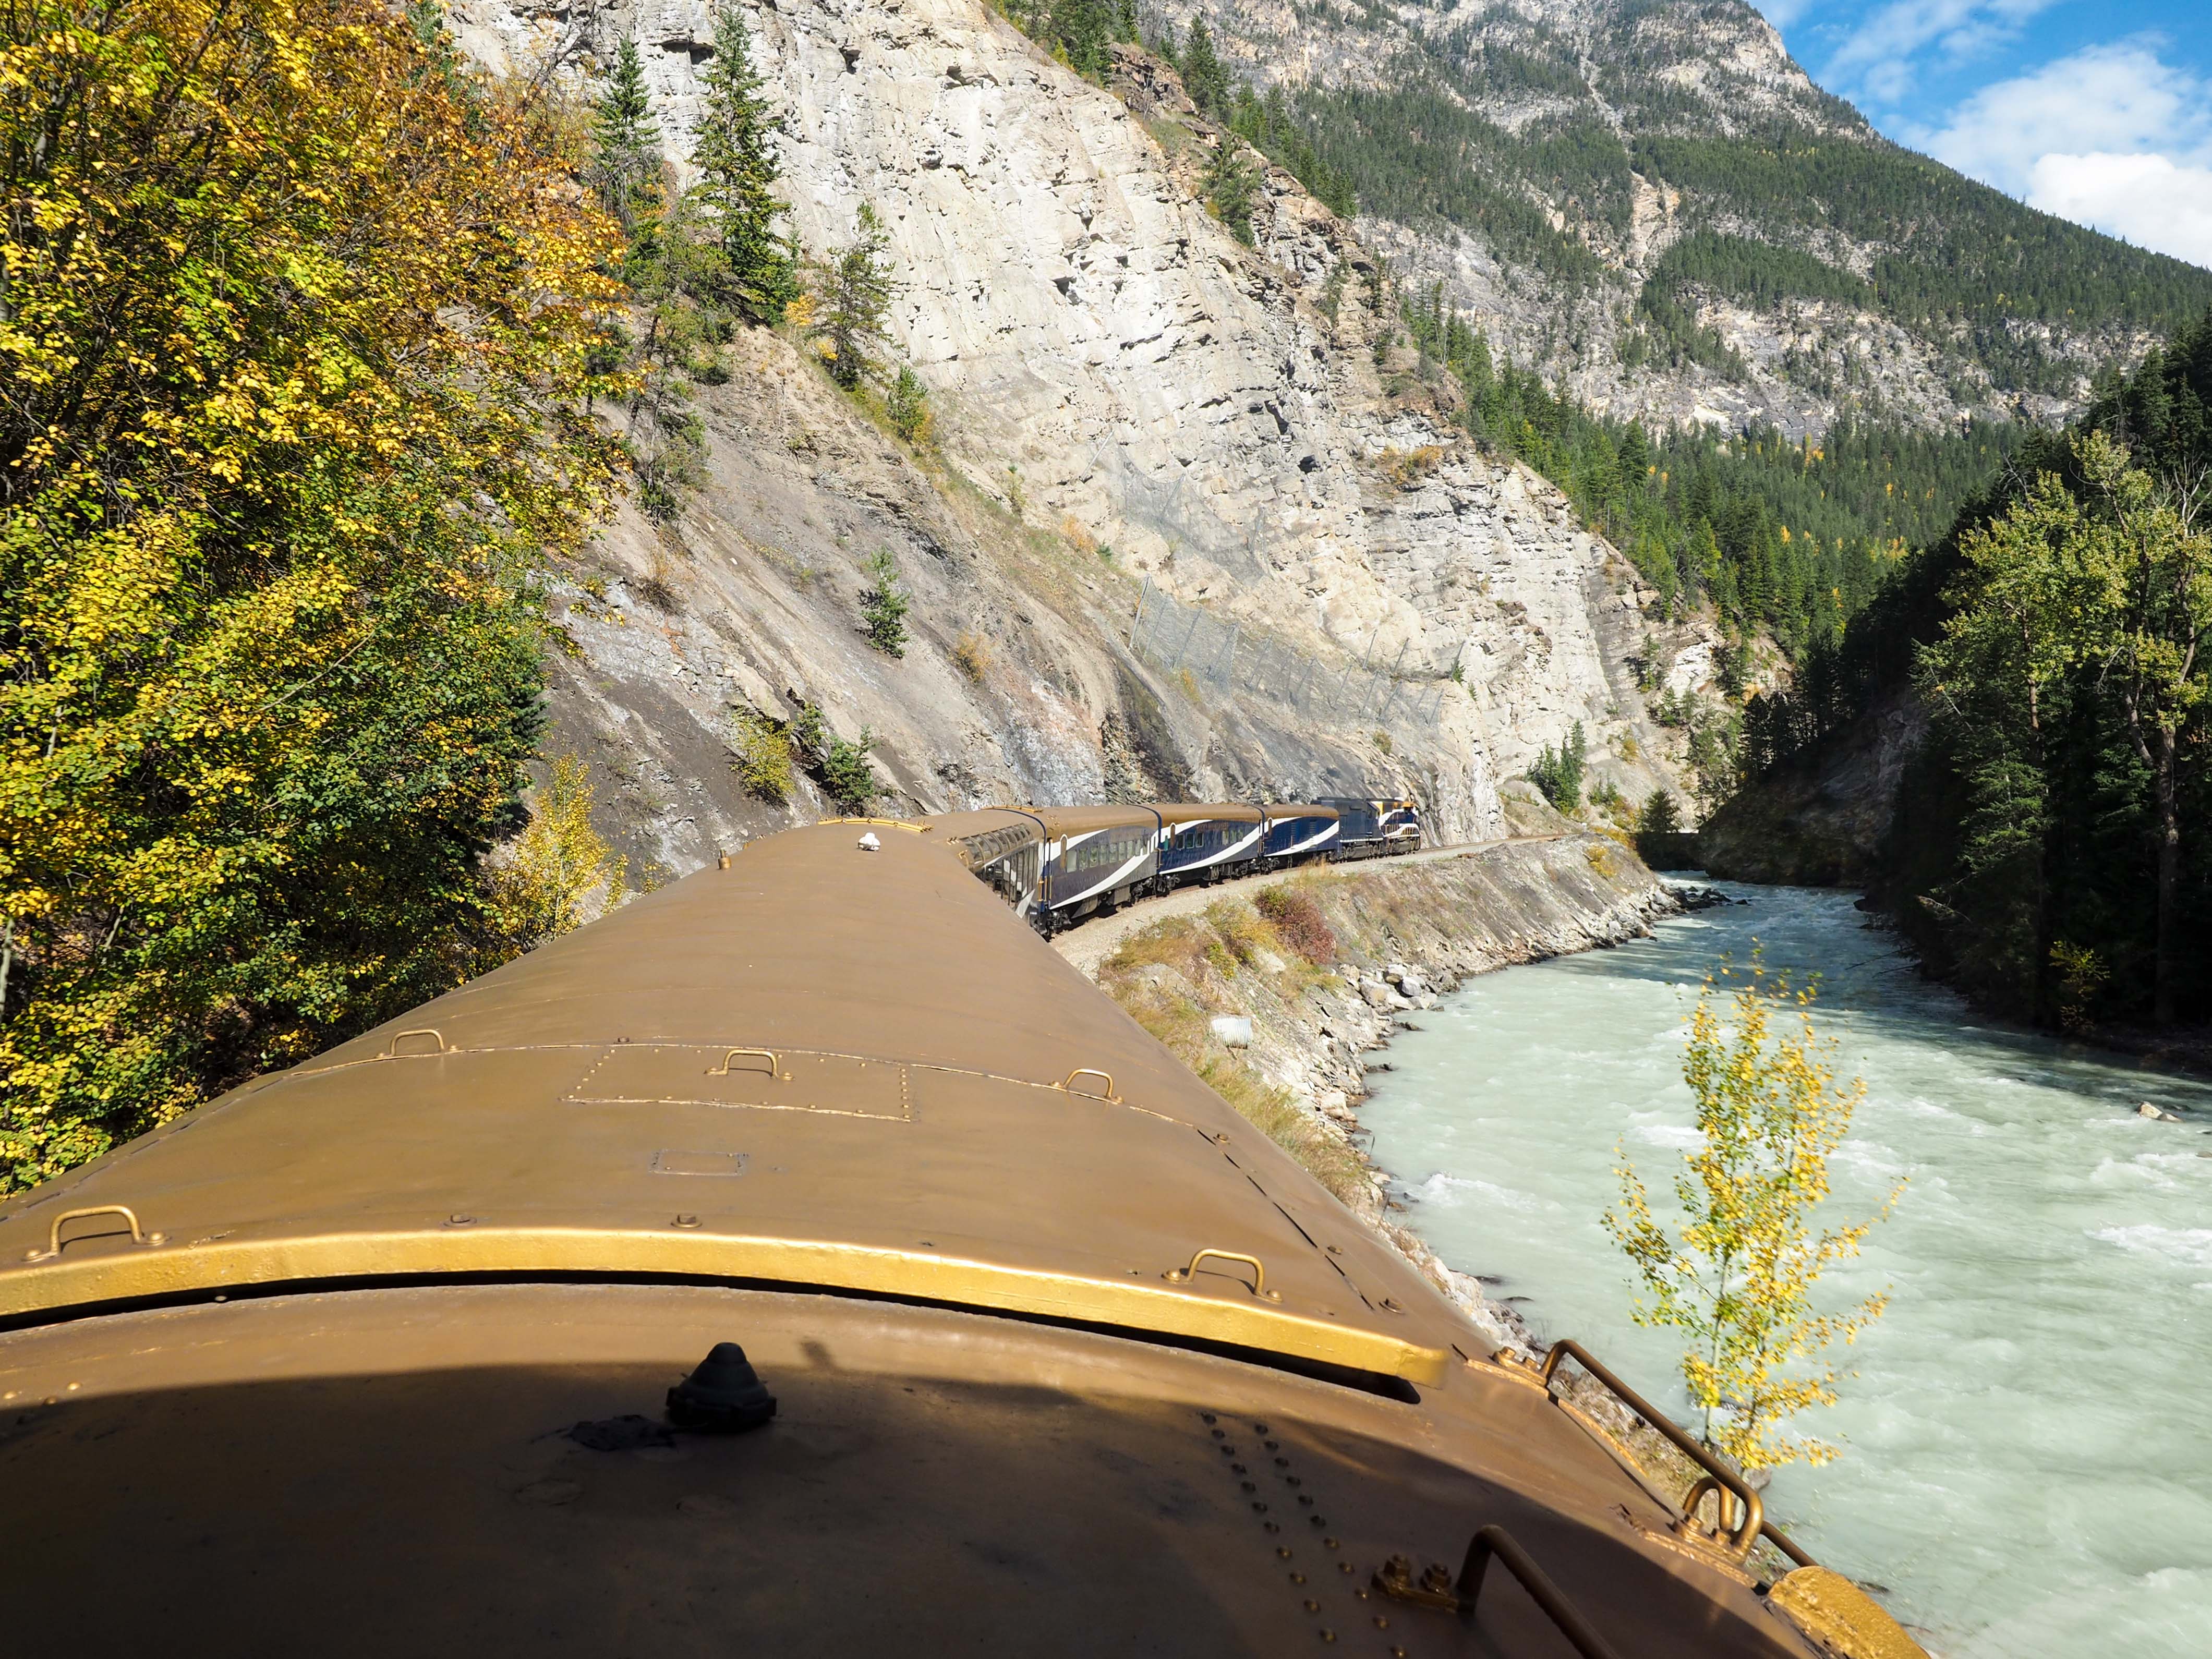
left=1604, top=954, right=1902, bottom=1471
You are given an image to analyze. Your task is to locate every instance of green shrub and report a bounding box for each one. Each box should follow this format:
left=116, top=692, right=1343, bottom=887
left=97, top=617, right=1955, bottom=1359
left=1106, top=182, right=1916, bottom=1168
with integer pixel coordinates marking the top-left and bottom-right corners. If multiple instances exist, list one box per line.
left=817, top=730, right=878, bottom=812
left=793, top=703, right=878, bottom=812
left=886, top=365, right=932, bottom=442
left=1529, top=719, right=1587, bottom=810
left=1204, top=139, right=1260, bottom=245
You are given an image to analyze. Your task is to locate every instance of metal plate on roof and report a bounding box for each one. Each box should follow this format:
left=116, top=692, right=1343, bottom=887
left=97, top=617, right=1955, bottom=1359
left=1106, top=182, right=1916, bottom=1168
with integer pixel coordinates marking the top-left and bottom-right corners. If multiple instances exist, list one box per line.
left=567, top=1046, right=911, bottom=1120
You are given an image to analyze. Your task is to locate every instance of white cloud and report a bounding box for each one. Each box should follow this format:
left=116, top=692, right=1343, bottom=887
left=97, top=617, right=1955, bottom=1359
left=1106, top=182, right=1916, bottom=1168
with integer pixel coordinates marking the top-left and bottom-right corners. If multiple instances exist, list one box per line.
left=2026, top=152, right=2212, bottom=269
left=1918, top=42, right=2206, bottom=193
left=1913, top=41, right=2212, bottom=267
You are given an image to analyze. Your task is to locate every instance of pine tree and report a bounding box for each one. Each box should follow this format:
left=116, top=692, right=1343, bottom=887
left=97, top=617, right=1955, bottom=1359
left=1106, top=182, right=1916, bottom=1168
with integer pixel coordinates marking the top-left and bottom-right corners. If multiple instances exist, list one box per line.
left=588, top=37, right=661, bottom=238
left=1180, top=17, right=1229, bottom=116
left=816, top=202, right=896, bottom=390
left=1203, top=140, right=1259, bottom=246
left=689, top=2, right=797, bottom=324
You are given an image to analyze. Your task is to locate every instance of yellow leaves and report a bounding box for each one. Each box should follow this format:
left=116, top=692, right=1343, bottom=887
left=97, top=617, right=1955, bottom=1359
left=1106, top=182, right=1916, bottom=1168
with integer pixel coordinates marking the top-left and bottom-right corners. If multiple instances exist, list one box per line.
left=1604, top=951, right=1899, bottom=1470
left=481, top=755, right=627, bottom=944
left=3, top=0, right=623, bottom=1190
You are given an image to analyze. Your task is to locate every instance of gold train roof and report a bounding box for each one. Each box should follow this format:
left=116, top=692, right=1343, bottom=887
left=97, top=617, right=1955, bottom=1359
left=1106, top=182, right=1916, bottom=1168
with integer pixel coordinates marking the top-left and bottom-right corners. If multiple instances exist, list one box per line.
left=0, top=822, right=1919, bottom=1658
left=0, top=822, right=1434, bottom=1372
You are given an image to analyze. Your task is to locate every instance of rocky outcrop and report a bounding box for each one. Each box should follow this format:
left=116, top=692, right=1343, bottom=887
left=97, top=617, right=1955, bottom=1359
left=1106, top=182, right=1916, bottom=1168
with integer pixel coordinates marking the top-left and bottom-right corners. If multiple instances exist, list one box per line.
left=1698, top=687, right=1925, bottom=885
left=450, top=0, right=1719, bottom=875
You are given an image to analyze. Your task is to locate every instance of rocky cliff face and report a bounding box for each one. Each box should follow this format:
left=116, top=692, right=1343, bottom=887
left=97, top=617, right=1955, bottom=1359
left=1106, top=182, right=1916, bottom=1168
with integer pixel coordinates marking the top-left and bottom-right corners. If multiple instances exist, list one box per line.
left=1697, top=685, right=1924, bottom=885
left=450, top=0, right=1718, bottom=876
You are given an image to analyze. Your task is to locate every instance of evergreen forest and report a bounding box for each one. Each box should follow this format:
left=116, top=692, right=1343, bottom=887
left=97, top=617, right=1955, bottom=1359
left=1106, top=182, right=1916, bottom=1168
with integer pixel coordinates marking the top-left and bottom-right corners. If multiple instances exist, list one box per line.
left=1732, top=311, right=2212, bottom=1031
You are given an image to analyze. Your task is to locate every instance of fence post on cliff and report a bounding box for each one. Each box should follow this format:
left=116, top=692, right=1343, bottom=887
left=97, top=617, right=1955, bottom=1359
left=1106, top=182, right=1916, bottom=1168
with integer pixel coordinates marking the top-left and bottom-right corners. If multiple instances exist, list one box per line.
left=1170, top=607, right=1202, bottom=671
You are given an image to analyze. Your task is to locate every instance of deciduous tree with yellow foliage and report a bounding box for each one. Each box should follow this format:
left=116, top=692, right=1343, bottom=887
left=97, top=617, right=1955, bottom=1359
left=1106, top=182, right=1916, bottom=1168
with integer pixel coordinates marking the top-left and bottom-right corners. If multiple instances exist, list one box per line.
left=1605, top=959, right=1899, bottom=1470
left=0, top=0, right=625, bottom=1191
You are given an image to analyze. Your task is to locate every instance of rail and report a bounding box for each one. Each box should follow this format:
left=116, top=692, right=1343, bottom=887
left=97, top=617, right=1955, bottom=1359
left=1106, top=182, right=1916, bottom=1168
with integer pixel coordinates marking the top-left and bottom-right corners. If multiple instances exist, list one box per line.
left=1537, top=1338, right=1814, bottom=1567
left=1372, top=1525, right=1622, bottom=1659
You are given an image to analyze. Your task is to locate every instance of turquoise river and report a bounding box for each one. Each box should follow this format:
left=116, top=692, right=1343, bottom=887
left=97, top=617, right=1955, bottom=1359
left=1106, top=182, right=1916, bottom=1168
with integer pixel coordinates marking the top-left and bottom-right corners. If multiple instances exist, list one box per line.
left=1357, top=880, right=2211, bottom=1657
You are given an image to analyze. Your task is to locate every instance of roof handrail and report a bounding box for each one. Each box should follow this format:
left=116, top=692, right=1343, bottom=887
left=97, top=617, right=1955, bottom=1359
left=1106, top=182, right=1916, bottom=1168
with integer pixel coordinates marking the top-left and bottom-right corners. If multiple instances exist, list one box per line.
left=1536, top=1338, right=1812, bottom=1566
left=1372, top=1524, right=1623, bottom=1659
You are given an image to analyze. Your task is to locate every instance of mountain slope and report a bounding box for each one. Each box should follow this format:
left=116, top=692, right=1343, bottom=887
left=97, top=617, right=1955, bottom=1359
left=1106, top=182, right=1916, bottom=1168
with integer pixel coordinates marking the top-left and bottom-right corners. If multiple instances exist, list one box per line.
left=445, top=0, right=1732, bottom=871
left=1170, top=0, right=2212, bottom=439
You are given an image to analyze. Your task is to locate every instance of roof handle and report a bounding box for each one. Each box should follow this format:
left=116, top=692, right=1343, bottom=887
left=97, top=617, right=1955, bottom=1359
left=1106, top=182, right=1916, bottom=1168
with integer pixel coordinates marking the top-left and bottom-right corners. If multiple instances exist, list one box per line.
left=1058, top=1067, right=1118, bottom=1101
left=25, top=1205, right=165, bottom=1263
left=708, top=1048, right=787, bottom=1080
left=1163, top=1248, right=1280, bottom=1303
left=381, top=1028, right=450, bottom=1058
left=1373, top=1526, right=1623, bottom=1659
left=1536, top=1338, right=1790, bottom=1563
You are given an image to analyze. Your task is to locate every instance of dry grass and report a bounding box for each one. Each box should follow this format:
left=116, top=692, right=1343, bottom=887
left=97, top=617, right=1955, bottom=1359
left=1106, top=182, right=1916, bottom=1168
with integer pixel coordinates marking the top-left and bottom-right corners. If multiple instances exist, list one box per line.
left=1375, top=444, right=1444, bottom=488
left=1098, top=901, right=1370, bottom=1208
left=1255, top=883, right=1336, bottom=965
left=952, top=629, right=991, bottom=682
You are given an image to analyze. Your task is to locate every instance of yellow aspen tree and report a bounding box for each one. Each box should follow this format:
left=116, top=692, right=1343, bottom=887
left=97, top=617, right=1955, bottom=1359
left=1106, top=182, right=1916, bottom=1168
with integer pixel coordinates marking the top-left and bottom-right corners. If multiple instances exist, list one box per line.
left=482, top=756, right=628, bottom=946
left=1604, top=956, right=1900, bottom=1469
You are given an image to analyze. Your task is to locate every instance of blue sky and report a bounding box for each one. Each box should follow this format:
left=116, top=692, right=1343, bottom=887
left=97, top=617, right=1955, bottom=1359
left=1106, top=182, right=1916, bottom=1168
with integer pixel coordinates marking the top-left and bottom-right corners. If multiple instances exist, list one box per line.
left=1754, top=1, right=2212, bottom=268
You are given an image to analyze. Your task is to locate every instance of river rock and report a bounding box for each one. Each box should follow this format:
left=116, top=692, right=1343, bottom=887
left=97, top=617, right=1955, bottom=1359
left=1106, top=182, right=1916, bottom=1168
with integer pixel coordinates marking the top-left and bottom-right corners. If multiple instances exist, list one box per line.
left=2137, top=1102, right=2182, bottom=1122
left=1359, top=978, right=1396, bottom=1010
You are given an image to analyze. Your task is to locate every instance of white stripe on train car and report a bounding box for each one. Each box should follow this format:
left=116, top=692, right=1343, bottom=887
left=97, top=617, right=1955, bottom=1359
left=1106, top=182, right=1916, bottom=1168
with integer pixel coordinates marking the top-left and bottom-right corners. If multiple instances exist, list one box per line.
left=1056, top=849, right=1154, bottom=909
left=1275, top=823, right=1339, bottom=858
left=1176, top=824, right=1263, bottom=870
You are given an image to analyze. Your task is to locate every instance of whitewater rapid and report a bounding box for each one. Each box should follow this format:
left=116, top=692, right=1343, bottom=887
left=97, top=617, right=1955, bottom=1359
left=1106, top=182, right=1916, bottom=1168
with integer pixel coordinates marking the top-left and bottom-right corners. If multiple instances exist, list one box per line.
left=1356, top=881, right=2212, bottom=1656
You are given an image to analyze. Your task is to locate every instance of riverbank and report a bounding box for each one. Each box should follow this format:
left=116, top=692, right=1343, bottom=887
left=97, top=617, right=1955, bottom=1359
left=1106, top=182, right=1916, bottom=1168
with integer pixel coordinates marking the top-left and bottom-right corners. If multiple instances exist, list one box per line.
left=1057, top=830, right=1679, bottom=1351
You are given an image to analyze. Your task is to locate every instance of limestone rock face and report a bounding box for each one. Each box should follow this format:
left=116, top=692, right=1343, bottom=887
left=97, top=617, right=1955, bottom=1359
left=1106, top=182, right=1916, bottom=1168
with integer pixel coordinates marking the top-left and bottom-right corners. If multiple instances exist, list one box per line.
left=449, top=0, right=1707, bottom=870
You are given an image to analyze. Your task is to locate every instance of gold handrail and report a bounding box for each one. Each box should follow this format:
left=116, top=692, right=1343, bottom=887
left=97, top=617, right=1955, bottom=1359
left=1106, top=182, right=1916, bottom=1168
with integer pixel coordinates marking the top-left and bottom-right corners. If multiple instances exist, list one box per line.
left=1162, top=1248, right=1280, bottom=1301
left=25, top=1205, right=165, bottom=1262
left=707, top=1048, right=786, bottom=1079
left=1372, top=1525, right=1623, bottom=1659
left=1537, top=1338, right=1812, bottom=1566
left=1058, top=1067, right=1118, bottom=1100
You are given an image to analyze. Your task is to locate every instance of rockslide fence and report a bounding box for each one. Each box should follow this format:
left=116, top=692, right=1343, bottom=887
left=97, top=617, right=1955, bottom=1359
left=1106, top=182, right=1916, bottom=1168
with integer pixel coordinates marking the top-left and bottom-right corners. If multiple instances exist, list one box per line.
left=1125, top=576, right=1454, bottom=733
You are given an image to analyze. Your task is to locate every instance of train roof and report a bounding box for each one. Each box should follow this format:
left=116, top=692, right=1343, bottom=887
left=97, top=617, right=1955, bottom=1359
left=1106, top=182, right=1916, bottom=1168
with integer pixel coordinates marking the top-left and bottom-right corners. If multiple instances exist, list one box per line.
left=0, top=822, right=1434, bottom=1376
left=1152, top=801, right=1263, bottom=824
left=912, top=806, right=1042, bottom=841
left=0, top=819, right=1897, bottom=1657
left=1265, top=802, right=1340, bottom=819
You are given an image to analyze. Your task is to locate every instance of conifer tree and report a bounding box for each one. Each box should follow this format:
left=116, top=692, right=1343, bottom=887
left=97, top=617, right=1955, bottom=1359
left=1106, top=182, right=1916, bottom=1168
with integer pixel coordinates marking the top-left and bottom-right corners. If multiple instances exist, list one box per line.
left=1203, top=139, right=1259, bottom=246
left=589, top=37, right=662, bottom=238
left=1179, top=17, right=1229, bottom=116
left=689, top=2, right=797, bottom=323
left=815, top=202, right=896, bottom=390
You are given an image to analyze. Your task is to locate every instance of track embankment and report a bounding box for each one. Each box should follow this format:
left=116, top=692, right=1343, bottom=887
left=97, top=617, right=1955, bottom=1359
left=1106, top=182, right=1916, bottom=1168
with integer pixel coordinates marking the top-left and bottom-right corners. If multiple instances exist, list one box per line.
left=1056, top=832, right=1678, bottom=1350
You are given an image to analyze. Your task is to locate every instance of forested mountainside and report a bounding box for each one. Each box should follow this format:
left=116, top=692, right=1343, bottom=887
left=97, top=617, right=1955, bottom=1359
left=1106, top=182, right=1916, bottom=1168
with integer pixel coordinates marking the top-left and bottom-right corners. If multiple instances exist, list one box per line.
left=1147, top=0, right=2212, bottom=441
left=1706, top=311, right=2212, bottom=1033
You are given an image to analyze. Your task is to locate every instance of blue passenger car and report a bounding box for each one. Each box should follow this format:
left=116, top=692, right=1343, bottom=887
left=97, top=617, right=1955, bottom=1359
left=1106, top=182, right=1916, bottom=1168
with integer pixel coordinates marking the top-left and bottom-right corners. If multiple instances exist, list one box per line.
left=1261, top=804, right=1339, bottom=864
left=1154, top=804, right=1265, bottom=888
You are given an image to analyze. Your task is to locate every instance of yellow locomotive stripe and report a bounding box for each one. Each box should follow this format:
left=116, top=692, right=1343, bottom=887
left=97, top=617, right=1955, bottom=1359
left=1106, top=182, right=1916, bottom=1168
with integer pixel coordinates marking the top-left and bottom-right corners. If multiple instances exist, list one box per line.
left=0, top=1227, right=1451, bottom=1383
